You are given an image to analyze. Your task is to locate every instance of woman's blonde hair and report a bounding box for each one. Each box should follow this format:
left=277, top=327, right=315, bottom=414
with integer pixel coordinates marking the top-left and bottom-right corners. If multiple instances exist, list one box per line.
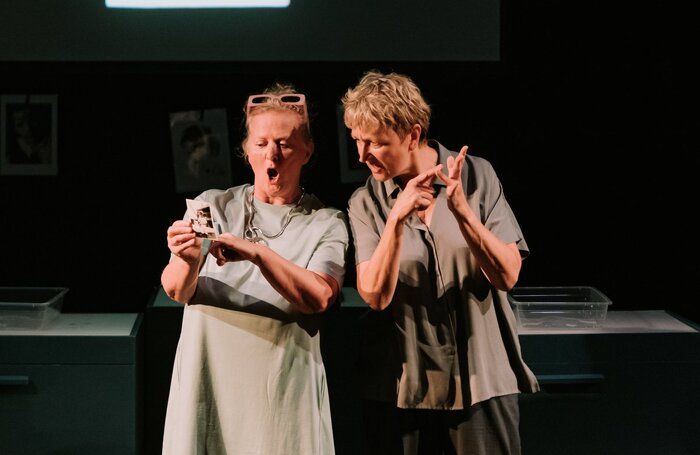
left=341, top=70, right=431, bottom=140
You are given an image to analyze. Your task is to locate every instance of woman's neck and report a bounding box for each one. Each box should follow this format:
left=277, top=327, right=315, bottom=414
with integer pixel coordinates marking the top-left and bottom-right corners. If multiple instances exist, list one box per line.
left=396, top=143, right=439, bottom=187
left=252, top=184, right=303, bottom=205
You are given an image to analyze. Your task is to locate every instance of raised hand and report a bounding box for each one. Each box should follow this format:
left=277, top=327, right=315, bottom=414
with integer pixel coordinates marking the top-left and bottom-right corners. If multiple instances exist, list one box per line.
left=392, top=164, right=443, bottom=223
left=436, top=146, right=469, bottom=212
left=166, top=220, right=201, bottom=264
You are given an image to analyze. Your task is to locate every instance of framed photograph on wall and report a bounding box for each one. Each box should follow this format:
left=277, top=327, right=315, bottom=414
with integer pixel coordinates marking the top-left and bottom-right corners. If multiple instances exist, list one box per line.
left=0, top=95, right=58, bottom=176
left=169, top=108, right=233, bottom=194
left=336, top=104, right=370, bottom=184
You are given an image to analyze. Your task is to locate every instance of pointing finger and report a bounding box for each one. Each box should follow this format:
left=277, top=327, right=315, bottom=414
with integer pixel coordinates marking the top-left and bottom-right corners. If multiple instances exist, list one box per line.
left=408, top=164, right=443, bottom=187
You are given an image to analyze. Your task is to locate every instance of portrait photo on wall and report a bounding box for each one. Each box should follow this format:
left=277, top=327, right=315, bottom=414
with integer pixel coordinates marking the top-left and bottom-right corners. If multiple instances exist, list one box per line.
left=336, top=104, right=370, bottom=184
left=0, top=94, right=58, bottom=176
left=169, top=108, right=233, bottom=194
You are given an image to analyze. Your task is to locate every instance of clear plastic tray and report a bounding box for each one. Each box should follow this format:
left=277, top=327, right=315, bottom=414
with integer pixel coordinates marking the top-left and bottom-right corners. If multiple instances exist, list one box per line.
left=0, top=287, right=68, bottom=330
left=508, top=286, right=612, bottom=329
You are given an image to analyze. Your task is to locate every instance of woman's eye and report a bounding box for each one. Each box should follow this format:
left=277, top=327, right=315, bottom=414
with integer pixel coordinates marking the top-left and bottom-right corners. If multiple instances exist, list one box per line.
left=274, top=140, right=292, bottom=150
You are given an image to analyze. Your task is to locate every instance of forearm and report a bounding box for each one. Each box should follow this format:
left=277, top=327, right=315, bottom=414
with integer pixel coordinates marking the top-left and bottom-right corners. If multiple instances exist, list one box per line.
left=451, top=204, right=521, bottom=290
left=253, top=246, right=338, bottom=314
left=161, top=256, right=204, bottom=304
left=357, top=214, right=404, bottom=310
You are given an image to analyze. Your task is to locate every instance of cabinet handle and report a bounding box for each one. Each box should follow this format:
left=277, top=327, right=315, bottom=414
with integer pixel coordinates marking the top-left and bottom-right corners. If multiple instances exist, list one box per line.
left=0, top=375, right=30, bottom=386
left=533, top=373, right=605, bottom=395
left=536, top=373, right=605, bottom=385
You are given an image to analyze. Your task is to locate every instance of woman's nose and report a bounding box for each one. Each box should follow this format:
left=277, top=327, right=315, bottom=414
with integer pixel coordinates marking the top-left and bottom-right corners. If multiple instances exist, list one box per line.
left=265, top=144, right=281, bottom=161
left=357, top=143, right=367, bottom=163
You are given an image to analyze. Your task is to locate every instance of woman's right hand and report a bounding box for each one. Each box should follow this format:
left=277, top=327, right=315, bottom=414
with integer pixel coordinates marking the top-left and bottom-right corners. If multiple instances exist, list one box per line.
left=391, top=164, right=442, bottom=223
left=166, top=220, right=201, bottom=264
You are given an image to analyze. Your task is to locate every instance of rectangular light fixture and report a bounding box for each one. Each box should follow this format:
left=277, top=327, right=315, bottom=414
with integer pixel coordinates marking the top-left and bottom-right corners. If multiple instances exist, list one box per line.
left=106, top=0, right=289, bottom=8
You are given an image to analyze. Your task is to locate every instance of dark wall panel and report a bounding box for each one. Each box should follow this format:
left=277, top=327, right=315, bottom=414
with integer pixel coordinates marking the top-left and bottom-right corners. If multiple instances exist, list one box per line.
left=0, top=2, right=696, bottom=323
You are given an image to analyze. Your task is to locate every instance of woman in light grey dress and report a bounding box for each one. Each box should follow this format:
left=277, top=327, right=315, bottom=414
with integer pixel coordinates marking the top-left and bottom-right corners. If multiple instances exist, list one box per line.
left=161, top=84, right=349, bottom=455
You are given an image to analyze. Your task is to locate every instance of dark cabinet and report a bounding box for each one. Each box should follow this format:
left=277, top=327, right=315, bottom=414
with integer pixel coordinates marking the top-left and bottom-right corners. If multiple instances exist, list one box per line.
left=0, top=313, right=143, bottom=455
left=518, top=311, right=700, bottom=455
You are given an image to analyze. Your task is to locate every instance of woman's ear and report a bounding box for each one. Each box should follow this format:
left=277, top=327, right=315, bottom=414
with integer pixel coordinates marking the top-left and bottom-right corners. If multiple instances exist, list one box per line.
left=303, top=142, right=314, bottom=164
left=408, top=124, right=422, bottom=151
left=239, top=139, right=252, bottom=167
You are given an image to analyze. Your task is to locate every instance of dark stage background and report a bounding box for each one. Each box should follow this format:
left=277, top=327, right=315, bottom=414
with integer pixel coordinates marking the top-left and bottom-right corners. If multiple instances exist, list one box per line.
left=0, top=1, right=696, bottom=323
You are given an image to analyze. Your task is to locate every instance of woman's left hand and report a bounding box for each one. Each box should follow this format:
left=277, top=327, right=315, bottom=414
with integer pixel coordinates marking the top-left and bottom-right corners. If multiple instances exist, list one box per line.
left=209, top=233, right=257, bottom=266
left=436, top=145, right=469, bottom=212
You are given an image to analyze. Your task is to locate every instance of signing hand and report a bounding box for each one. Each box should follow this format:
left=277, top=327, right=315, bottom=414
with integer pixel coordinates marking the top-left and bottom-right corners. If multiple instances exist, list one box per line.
left=436, top=146, right=469, bottom=212
left=392, top=164, right=443, bottom=223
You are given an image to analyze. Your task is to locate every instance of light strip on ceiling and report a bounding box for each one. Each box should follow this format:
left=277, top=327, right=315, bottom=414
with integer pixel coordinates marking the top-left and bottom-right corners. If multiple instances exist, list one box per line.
left=106, top=0, right=289, bottom=8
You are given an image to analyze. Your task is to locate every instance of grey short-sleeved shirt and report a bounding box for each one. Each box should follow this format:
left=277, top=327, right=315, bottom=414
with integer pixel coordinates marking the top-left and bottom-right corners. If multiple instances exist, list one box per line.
left=347, top=140, right=539, bottom=410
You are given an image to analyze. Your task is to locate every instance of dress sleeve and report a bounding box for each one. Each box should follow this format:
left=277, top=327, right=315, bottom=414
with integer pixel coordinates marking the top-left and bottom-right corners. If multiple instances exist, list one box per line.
left=306, top=209, right=350, bottom=289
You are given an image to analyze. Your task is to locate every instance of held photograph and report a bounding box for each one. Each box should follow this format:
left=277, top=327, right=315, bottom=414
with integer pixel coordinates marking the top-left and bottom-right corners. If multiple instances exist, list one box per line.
left=186, top=198, right=218, bottom=239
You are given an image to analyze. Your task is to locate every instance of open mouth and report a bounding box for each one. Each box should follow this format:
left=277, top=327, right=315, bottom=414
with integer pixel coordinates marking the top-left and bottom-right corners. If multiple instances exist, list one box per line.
left=266, top=168, right=279, bottom=181
left=365, top=157, right=384, bottom=173
left=367, top=162, right=384, bottom=175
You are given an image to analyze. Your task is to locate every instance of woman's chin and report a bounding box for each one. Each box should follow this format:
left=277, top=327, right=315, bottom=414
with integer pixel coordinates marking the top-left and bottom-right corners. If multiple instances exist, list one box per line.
left=255, top=178, right=285, bottom=196
left=370, top=168, right=389, bottom=181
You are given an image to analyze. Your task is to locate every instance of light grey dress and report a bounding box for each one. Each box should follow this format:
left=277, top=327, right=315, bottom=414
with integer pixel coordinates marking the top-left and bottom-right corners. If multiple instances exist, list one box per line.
left=162, top=184, right=348, bottom=455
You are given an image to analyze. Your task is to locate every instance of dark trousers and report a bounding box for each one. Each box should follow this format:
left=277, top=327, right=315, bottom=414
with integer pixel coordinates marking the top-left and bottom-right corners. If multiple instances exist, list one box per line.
left=362, top=394, right=521, bottom=455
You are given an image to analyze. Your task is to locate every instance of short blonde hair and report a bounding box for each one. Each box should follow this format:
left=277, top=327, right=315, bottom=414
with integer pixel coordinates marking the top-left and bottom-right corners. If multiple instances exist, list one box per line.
left=341, top=70, right=431, bottom=140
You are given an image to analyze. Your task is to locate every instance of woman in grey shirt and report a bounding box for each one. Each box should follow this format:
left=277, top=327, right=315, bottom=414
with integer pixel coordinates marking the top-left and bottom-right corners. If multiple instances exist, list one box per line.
left=342, top=70, right=539, bottom=455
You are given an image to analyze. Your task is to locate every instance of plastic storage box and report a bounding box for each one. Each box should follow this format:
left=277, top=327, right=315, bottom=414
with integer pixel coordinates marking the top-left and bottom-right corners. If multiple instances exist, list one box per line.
left=508, top=286, right=612, bottom=329
left=0, top=287, right=68, bottom=330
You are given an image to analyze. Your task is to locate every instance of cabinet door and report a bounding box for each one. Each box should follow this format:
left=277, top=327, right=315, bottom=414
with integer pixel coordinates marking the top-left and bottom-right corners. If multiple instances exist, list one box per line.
left=519, top=361, right=700, bottom=455
left=0, top=364, right=138, bottom=455
left=519, top=365, right=610, bottom=455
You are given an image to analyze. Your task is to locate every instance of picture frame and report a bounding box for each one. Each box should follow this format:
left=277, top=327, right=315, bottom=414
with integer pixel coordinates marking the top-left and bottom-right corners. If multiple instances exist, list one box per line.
left=1, top=94, right=58, bottom=176
left=336, top=104, right=370, bottom=184
left=169, top=108, right=233, bottom=194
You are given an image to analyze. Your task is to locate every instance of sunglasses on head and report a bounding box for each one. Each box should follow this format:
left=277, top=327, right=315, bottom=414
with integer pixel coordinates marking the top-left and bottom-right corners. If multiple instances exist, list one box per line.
left=246, top=93, right=308, bottom=121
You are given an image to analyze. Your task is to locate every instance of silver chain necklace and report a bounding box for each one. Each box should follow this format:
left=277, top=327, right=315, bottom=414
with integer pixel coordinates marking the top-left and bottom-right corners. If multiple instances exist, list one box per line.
left=243, top=186, right=305, bottom=246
